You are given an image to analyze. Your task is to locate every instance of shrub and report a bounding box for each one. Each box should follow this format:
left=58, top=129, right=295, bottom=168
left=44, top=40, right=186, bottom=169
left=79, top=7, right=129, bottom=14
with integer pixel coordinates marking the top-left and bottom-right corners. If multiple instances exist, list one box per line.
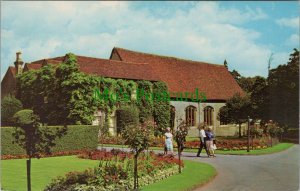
left=45, top=150, right=181, bottom=191
left=152, top=81, right=170, bottom=136
left=1, top=95, right=23, bottom=126
left=115, top=105, right=139, bottom=134
left=1, top=125, right=99, bottom=156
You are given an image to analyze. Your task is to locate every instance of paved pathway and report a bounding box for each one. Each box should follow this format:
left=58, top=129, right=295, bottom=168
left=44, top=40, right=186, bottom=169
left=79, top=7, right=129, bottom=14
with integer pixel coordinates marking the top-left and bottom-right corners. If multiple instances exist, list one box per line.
left=98, top=145, right=299, bottom=191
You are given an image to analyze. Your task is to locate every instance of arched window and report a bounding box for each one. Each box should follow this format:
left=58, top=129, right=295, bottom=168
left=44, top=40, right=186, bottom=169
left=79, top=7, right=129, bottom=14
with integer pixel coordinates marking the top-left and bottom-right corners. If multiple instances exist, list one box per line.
left=185, top=106, right=197, bottom=126
left=170, top=106, right=176, bottom=130
left=204, top=106, right=214, bottom=126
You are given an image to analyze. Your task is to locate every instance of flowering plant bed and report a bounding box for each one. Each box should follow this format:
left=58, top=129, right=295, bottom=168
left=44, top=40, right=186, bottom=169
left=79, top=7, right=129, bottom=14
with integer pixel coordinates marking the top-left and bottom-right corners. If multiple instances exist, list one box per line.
left=45, top=149, right=183, bottom=191
left=1, top=150, right=93, bottom=160
left=100, top=136, right=274, bottom=151
left=184, top=138, right=272, bottom=150
left=100, top=136, right=165, bottom=147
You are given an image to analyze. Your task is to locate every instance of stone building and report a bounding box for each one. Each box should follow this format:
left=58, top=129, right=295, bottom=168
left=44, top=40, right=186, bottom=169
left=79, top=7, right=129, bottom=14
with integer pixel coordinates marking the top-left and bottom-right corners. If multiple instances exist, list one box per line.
left=1, top=47, right=246, bottom=136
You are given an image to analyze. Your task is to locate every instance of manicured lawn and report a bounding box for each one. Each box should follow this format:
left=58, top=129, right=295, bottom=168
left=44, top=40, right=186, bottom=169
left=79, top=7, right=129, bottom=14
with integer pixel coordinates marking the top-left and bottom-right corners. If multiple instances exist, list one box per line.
left=214, top=143, right=294, bottom=155
left=1, top=156, right=99, bottom=191
left=1, top=155, right=216, bottom=191
left=100, top=143, right=294, bottom=155
left=142, top=160, right=216, bottom=191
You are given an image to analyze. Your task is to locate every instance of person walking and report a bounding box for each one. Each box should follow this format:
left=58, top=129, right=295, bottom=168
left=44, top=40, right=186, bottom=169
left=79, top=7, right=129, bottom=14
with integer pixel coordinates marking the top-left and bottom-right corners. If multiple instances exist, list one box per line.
left=206, top=127, right=216, bottom=157
left=196, top=123, right=210, bottom=157
left=164, top=127, right=174, bottom=155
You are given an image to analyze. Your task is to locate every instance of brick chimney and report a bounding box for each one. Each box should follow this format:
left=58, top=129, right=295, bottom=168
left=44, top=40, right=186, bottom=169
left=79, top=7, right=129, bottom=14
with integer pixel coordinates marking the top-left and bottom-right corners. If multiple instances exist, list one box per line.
left=14, top=51, right=24, bottom=74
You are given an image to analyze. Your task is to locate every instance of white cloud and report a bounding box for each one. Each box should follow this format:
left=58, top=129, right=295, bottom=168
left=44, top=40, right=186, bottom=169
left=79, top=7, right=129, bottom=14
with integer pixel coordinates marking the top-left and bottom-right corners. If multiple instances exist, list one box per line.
left=0, top=1, right=288, bottom=79
left=276, top=17, right=299, bottom=29
left=285, top=34, right=300, bottom=47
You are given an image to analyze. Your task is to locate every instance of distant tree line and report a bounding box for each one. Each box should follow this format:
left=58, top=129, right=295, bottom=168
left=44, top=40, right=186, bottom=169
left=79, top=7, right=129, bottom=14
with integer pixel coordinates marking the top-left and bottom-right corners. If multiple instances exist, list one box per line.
left=221, top=48, right=299, bottom=129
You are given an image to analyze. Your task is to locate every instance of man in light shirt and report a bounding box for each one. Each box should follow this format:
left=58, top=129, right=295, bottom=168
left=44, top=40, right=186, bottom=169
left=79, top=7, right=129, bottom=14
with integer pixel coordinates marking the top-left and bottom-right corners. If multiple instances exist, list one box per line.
left=196, top=122, right=210, bottom=157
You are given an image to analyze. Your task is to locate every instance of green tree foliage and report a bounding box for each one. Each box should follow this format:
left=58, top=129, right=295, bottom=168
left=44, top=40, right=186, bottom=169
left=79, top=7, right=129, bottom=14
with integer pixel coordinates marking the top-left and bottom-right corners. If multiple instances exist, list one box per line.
left=116, top=105, right=139, bottom=134
left=121, top=107, right=154, bottom=190
left=16, top=70, right=38, bottom=108
left=230, top=69, right=241, bottom=82
left=16, top=53, right=170, bottom=129
left=136, top=80, right=153, bottom=123
left=13, top=109, right=67, bottom=191
left=152, top=81, right=170, bottom=136
left=17, top=54, right=99, bottom=125
left=34, top=65, right=56, bottom=123
left=13, top=109, right=67, bottom=158
left=249, top=76, right=268, bottom=119
left=268, top=48, right=299, bottom=128
left=218, top=93, right=251, bottom=137
left=49, top=53, right=99, bottom=125
left=174, top=121, right=188, bottom=173
left=1, top=95, right=23, bottom=126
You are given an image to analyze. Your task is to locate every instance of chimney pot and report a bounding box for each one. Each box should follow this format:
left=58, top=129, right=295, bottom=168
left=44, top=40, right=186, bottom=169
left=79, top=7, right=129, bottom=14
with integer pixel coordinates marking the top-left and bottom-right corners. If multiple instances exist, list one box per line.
left=16, top=51, right=22, bottom=62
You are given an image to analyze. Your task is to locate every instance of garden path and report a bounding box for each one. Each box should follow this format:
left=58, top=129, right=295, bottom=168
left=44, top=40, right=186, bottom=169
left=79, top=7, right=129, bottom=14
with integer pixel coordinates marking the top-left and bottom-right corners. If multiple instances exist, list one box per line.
left=187, top=145, right=299, bottom=191
left=98, top=145, right=299, bottom=191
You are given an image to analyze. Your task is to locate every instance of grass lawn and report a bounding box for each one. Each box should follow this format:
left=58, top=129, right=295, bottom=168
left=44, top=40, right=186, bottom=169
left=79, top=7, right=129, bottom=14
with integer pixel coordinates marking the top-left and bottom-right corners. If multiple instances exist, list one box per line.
left=100, top=143, right=294, bottom=155
left=142, top=160, right=216, bottom=191
left=214, top=143, right=294, bottom=155
left=1, top=155, right=216, bottom=191
left=1, top=156, right=99, bottom=191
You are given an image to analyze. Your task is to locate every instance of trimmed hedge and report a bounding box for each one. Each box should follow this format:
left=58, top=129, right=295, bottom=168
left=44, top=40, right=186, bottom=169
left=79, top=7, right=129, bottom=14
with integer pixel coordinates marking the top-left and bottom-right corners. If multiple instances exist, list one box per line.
left=1, top=125, right=99, bottom=155
left=1, top=127, right=25, bottom=155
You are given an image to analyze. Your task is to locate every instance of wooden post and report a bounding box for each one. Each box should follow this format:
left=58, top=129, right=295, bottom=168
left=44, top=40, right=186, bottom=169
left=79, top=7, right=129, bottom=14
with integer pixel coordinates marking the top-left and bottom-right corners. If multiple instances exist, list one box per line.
left=27, top=159, right=31, bottom=191
left=178, top=144, right=181, bottom=173
left=134, top=153, right=138, bottom=190
left=247, top=116, right=250, bottom=152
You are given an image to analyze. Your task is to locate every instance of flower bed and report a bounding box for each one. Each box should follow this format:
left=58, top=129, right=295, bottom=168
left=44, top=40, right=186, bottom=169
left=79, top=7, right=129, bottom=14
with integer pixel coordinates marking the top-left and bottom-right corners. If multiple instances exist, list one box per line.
left=184, top=139, right=270, bottom=150
left=45, top=149, right=183, bottom=191
left=100, top=136, right=273, bottom=151
left=99, top=136, right=165, bottom=147
left=1, top=150, right=93, bottom=160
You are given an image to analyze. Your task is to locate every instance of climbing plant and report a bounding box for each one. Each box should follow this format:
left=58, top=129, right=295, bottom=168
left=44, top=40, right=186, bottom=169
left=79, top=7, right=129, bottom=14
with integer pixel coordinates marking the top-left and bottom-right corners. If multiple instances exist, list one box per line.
left=16, top=53, right=170, bottom=128
left=153, top=81, right=170, bottom=135
left=136, top=80, right=153, bottom=123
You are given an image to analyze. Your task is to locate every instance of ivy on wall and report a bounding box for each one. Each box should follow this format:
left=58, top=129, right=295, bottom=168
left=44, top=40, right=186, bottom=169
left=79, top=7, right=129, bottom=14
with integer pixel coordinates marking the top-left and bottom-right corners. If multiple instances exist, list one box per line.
left=136, top=80, right=153, bottom=123
left=153, top=81, right=170, bottom=135
left=16, top=54, right=171, bottom=135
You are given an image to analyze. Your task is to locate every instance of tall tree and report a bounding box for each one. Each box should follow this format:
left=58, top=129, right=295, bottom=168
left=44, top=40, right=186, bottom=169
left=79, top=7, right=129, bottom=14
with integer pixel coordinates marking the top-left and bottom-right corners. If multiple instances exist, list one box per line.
left=268, top=48, right=299, bottom=128
left=121, top=107, right=153, bottom=190
left=218, top=93, right=252, bottom=137
left=13, top=110, right=67, bottom=191
left=250, top=76, right=268, bottom=119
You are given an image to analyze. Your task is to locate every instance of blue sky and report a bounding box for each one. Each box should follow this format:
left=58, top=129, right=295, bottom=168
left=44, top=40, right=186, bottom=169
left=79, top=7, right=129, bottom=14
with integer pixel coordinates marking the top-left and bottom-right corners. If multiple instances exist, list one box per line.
left=1, top=1, right=299, bottom=79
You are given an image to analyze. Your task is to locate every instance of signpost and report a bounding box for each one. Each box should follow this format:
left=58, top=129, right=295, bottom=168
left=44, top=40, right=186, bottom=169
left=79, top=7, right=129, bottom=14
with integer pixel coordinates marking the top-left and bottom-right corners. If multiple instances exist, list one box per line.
left=247, top=116, right=251, bottom=152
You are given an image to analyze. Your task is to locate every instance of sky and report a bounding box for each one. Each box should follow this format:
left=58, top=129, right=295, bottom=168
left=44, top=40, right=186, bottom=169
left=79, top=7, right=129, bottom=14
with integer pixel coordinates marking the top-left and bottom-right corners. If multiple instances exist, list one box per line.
left=1, top=1, right=299, bottom=79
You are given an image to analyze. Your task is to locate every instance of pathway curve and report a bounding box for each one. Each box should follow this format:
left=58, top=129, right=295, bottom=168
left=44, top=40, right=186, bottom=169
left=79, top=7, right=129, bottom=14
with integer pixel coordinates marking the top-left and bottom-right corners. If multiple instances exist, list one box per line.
left=98, top=145, right=299, bottom=191
left=185, top=145, right=299, bottom=191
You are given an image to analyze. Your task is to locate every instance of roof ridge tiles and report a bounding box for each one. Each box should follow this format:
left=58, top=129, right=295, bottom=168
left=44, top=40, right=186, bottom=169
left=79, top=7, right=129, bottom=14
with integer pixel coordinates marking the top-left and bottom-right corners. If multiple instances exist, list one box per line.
left=114, top=47, right=225, bottom=67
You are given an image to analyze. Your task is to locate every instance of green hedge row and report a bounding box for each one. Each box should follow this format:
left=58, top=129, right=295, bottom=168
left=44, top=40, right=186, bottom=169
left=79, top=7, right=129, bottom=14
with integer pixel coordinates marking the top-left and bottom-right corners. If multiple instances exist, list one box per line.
left=1, top=125, right=99, bottom=155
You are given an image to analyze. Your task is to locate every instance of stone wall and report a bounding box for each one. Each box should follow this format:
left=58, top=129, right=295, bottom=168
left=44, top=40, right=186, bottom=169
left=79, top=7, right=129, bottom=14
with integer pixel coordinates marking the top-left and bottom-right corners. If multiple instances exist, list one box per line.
left=216, top=124, right=247, bottom=137
left=170, top=101, right=229, bottom=136
left=92, top=100, right=246, bottom=137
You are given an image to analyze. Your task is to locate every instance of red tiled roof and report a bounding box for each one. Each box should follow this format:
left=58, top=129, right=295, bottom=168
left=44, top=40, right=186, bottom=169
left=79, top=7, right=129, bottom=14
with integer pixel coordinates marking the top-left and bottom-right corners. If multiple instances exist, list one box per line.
left=112, top=47, right=244, bottom=100
left=8, top=66, right=16, bottom=76
left=24, top=55, right=160, bottom=81
left=22, top=48, right=244, bottom=100
left=76, top=55, right=160, bottom=81
left=25, top=63, right=42, bottom=70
